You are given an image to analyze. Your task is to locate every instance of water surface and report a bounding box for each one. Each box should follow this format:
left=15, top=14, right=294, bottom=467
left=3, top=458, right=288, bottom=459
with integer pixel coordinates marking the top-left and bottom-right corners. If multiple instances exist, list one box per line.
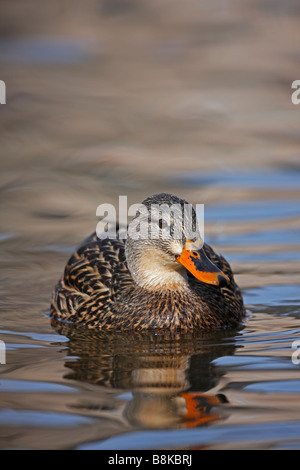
left=1, top=0, right=300, bottom=450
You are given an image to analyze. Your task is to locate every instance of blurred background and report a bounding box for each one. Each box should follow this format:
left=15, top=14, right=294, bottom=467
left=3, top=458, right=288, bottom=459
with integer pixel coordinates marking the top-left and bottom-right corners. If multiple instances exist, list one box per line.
left=0, top=0, right=300, bottom=450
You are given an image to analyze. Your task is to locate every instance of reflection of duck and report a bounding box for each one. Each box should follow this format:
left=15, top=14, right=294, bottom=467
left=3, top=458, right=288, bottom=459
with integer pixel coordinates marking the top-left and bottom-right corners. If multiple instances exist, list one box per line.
left=54, top=325, right=236, bottom=391
left=50, top=193, right=245, bottom=330
left=51, top=326, right=238, bottom=429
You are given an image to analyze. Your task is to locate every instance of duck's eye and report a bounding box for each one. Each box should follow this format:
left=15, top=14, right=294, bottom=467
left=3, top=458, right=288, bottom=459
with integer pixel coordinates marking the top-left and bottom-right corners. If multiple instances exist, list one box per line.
left=159, top=218, right=168, bottom=229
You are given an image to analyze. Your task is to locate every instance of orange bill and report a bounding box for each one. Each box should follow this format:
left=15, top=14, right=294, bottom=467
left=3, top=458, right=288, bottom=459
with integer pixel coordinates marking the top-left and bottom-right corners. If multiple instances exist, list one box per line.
left=177, top=238, right=229, bottom=287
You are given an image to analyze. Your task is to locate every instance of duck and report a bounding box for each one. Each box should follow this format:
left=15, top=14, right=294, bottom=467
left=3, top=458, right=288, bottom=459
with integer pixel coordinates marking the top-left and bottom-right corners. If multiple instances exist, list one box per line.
left=50, top=193, right=245, bottom=331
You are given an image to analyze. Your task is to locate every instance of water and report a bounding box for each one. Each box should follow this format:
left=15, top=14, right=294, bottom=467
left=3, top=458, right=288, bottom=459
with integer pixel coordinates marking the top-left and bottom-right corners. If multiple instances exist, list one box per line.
left=1, top=0, right=300, bottom=451
left=1, top=180, right=299, bottom=450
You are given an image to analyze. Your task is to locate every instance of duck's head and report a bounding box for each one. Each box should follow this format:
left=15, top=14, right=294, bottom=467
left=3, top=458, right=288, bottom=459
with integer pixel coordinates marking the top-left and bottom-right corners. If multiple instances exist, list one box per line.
left=125, top=193, right=229, bottom=292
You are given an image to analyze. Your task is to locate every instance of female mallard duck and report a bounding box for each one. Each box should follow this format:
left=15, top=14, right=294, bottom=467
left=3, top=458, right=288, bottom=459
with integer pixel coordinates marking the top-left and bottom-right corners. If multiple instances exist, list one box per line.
left=50, top=193, right=245, bottom=330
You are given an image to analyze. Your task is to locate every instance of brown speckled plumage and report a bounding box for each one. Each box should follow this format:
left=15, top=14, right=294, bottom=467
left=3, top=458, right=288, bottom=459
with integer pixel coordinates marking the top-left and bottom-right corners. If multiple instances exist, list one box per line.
left=50, top=194, right=245, bottom=331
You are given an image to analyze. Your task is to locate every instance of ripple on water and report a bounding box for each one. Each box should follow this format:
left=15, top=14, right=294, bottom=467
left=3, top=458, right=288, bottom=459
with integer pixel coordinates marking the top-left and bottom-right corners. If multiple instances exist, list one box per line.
left=175, top=168, right=300, bottom=190
left=243, top=284, right=300, bottom=308
left=77, top=421, right=300, bottom=450
left=203, top=199, right=300, bottom=222
left=0, top=409, right=93, bottom=427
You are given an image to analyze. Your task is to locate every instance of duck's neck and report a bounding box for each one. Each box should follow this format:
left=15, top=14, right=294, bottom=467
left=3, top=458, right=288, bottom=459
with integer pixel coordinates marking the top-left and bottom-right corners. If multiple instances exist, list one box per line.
left=126, top=244, right=189, bottom=292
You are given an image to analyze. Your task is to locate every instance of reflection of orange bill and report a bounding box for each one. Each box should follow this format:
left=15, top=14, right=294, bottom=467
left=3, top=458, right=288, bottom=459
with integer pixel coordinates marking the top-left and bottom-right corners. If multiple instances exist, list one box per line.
left=177, top=238, right=229, bottom=287
left=180, top=392, right=221, bottom=427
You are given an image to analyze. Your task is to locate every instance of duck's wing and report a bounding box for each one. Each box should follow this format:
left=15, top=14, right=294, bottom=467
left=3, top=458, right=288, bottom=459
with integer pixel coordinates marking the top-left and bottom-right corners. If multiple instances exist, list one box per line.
left=202, top=243, right=235, bottom=285
left=187, top=242, right=244, bottom=313
left=50, top=233, right=126, bottom=323
left=201, top=242, right=244, bottom=312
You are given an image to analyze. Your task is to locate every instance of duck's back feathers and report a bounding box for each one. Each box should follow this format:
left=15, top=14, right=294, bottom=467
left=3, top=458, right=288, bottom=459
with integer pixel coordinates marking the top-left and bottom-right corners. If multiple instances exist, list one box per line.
left=51, top=234, right=121, bottom=321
